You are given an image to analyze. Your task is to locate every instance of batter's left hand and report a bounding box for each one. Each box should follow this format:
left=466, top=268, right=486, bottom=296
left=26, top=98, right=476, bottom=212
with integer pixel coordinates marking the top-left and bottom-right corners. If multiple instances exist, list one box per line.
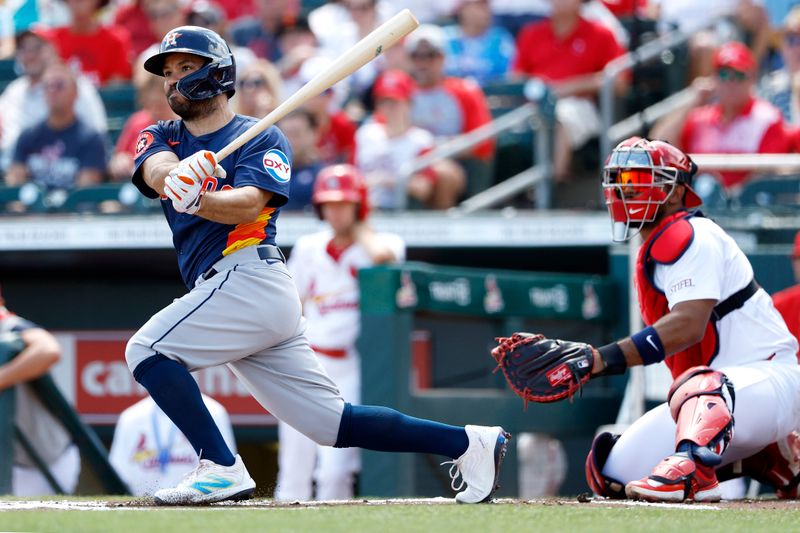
left=164, top=169, right=204, bottom=214
left=178, top=150, right=227, bottom=181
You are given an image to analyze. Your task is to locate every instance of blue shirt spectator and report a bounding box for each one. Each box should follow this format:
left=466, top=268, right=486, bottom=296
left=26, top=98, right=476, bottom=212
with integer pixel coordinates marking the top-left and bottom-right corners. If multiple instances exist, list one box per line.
left=6, top=63, right=106, bottom=191
left=278, top=109, right=322, bottom=213
left=442, top=0, right=516, bottom=86
left=12, top=119, right=106, bottom=191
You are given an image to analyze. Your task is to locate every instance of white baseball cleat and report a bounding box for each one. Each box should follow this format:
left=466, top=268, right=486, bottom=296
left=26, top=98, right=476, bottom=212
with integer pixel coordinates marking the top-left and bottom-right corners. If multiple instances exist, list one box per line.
left=442, top=425, right=511, bottom=503
left=153, top=454, right=256, bottom=505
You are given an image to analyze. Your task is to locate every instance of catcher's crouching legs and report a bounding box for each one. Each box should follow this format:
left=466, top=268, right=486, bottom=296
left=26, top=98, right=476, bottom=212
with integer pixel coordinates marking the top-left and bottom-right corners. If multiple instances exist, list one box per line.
left=585, top=432, right=627, bottom=498
left=626, top=366, right=735, bottom=502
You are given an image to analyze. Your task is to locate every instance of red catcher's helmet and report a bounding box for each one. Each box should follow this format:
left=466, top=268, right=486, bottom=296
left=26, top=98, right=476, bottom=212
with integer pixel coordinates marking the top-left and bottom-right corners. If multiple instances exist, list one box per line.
left=602, top=137, right=701, bottom=242
left=312, top=164, right=370, bottom=221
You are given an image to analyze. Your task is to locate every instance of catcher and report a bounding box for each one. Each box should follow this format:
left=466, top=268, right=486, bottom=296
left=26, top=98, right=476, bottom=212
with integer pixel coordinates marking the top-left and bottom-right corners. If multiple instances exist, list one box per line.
left=492, top=137, right=800, bottom=502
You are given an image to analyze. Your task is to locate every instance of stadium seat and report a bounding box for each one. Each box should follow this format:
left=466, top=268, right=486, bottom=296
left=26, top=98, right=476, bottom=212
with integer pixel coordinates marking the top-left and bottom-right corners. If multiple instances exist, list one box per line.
left=692, top=173, right=729, bottom=211
left=0, top=58, right=18, bottom=93
left=0, top=185, right=21, bottom=213
left=482, top=80, right=535, bottom=184
left=99, top=83, right=138, bottom=145
left=735, top=176, right=800, bottom=212
left=60, top=183, right=128, bottom=213
left=0, top=183, right=48, bottom=213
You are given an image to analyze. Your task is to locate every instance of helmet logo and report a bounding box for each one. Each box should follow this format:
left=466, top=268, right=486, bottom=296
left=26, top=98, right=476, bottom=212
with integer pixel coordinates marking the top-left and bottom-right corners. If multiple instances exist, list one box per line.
left=164, top=31, right=182, bottom=48
left=262, top=149, right=291, bottom=183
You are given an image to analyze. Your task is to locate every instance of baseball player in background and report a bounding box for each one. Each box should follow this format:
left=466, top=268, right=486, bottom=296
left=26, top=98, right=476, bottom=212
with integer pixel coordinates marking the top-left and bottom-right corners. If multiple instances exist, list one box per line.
left=275, top=164, right=405, bottom=501
left=581, top=137, right=800, bottom=501
left=0, top=287, right=80, bottom=496
left=126, top=26, right=509, bottom=505
left=109, top=394, right=236, bottom=497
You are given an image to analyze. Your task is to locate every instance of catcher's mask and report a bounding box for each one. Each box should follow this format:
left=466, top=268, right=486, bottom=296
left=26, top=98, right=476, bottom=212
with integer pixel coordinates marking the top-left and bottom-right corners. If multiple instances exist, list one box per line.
left=602, top=137, right=701, bottom=242
left=144, top=26, right=236, bottom=101
left=312, top=164, right=370, bottom=221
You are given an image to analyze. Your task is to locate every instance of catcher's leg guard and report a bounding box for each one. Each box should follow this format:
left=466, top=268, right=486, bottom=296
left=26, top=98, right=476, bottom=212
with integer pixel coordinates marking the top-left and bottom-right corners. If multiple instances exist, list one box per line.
left=717, top=430, right=800, bottom=499
left=626, top=366, right=734, bottom=502
left=585, top=432, right=626, bottom=498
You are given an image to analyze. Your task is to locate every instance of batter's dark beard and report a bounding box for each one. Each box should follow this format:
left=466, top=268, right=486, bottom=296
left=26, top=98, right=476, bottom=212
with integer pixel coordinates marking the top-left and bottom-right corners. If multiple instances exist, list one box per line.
left=167, top=89, right=216, bottom=121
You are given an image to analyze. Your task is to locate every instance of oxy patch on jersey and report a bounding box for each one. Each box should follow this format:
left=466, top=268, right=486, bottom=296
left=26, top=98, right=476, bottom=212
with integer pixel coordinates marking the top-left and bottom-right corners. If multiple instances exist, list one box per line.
left=263, top=149, right=291, bottom=183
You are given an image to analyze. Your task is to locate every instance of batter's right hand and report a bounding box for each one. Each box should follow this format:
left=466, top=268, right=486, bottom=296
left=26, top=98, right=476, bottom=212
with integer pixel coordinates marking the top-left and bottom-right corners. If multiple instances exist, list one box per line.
left=164, top=168, right=204, bottom=214
left=178, top=150, right=227, bottom=181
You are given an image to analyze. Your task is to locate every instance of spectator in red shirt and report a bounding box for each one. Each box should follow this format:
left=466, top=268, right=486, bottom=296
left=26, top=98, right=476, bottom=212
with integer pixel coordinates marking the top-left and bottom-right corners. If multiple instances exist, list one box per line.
left=355, top=69, right=465, bottom=210
left=512, top=0, right=628, bottom=182
left=295, top=57, right=357, bottom=165
left=406, top=24, right=495, bottom=197
left=650, top=41, right=792, bottom=190
left=772, top=230, right=800, bottom=361
left=46, top=0, right=132, bottom=85
left=113, top=0, right=158, bottom=58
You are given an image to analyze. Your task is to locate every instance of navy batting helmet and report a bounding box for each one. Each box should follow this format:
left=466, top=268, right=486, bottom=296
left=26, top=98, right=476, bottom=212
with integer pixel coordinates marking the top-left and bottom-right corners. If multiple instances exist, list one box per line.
left=144, top=26, right=236, bottom=101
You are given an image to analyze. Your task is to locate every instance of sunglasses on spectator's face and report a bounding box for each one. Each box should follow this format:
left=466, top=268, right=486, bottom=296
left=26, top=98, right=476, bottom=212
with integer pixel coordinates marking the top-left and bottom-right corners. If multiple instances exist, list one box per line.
left=147, top=7, right=177, bottom=20
left=411, top=51, right=440, bottom=61
left=716, top=67, right=748, bottom=82
left=786, top=32, right=800, bottom=47
left=44, top=80, right=68, bottom=92
left=348, top=2, right=374, bottom=11
left=238, top=78, right=267, bottom=89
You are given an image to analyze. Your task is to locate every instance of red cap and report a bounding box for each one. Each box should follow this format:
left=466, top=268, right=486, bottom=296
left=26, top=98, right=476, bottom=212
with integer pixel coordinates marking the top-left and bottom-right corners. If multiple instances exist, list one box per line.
left=714, top=41, right=756, bottom=73
left=793, top=231, right=800, bottom=258
left=373, top=69, right=415, bottom=102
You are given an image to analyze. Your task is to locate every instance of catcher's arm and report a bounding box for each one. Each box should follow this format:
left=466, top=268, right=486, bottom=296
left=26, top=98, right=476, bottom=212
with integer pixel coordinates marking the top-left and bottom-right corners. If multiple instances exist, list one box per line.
left=593, top=299, right=716, bottom=373
left=491, top=299, right=716, bottom=404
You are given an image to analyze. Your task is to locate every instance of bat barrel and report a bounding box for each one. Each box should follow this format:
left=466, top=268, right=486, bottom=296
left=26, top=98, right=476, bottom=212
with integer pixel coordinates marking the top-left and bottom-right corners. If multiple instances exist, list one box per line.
left=215, top=9, right=420, bottom=162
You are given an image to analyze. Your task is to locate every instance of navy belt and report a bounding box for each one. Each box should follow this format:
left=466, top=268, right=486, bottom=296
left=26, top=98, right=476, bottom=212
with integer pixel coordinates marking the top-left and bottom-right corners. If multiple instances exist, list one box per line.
left=203, top=245, right=285, bottom=281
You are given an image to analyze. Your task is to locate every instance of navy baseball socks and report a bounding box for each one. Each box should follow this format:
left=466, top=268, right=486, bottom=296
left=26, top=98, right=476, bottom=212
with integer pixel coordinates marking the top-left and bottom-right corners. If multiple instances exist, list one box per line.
left=133, top=354, right=255, bottom=504
left=334, top=403, right=510, bottom=503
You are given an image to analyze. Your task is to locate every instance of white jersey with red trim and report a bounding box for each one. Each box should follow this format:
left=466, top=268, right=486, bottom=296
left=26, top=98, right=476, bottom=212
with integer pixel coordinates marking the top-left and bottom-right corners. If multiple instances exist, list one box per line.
left=354, top=121, right=434, bottom=210
left=651, top=216, right=798, bottom=367
left=288, top=230, right=406, bottom=352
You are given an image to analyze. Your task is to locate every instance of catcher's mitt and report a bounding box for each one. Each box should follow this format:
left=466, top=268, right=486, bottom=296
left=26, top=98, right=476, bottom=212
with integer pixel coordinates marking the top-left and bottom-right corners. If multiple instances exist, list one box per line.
left=491, top=333, right=596, bottom=405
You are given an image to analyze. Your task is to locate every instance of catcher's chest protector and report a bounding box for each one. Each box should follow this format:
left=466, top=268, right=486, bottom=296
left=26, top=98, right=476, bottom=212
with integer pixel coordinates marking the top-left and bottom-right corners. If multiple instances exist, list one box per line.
left=635, top=211, right=719, bottom=378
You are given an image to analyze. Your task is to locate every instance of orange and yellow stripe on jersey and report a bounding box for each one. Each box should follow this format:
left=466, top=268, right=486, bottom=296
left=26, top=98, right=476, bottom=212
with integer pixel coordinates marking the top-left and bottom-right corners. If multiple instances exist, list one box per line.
left=222, top=207, right=275, bottom=256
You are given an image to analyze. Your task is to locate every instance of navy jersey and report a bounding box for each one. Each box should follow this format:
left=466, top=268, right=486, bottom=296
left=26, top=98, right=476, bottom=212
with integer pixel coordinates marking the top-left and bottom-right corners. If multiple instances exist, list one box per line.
left=131, top=115, right=293, bottom=288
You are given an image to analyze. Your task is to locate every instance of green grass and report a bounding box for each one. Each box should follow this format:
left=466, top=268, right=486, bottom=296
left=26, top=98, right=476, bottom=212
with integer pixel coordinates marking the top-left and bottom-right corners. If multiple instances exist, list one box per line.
left=1, top=500, right=799, bottom=533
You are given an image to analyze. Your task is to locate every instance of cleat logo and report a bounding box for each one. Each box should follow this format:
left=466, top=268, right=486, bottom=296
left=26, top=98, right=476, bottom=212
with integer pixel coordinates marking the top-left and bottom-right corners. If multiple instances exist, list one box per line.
left=191, top=474, right=234, bottom=495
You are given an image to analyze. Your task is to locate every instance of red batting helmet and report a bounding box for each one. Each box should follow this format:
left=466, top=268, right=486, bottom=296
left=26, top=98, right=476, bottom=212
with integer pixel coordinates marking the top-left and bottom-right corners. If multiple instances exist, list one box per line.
left=312, top=164, right=370, bottom=221
left=602, top=137, right=701, bottom=242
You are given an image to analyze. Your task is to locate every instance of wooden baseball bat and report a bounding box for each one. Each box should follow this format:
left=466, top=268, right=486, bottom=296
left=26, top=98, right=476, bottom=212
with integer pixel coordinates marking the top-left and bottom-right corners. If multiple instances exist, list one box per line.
left=215, top=9, right=420, bottom=162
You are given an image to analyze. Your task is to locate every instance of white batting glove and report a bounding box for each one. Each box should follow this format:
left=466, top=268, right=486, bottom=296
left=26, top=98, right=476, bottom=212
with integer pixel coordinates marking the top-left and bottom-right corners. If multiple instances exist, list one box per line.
left=164, top=169, right=204, bottom=214
left=177, top=150, right=227, bottom=181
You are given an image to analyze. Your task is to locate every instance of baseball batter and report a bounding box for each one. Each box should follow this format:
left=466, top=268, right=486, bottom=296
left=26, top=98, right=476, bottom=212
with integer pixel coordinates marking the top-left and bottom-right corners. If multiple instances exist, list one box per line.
left=126, top=26, right=509, bottom=505
left=276, top=164, right=405, bottom=501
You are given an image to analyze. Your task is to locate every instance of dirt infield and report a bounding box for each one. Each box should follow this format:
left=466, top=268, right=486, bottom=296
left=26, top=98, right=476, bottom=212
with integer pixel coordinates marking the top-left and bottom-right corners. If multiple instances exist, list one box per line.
left=1, top=496, right=798, bottom=512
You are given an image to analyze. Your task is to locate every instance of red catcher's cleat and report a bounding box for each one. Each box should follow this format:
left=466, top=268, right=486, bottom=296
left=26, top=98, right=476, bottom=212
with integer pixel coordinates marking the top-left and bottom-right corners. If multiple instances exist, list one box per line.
left=625, top=453, right=721, bottom=502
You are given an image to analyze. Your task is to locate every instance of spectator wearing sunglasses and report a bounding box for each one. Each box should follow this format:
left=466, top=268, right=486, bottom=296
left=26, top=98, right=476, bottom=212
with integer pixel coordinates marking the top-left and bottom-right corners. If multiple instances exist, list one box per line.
left=5, top=63, right=106, bottom=194
left=406, top=25, right=494, bottom=198
left=234, top=59, right=283, bottom=119
left=651, top=41, right=793, bottom=191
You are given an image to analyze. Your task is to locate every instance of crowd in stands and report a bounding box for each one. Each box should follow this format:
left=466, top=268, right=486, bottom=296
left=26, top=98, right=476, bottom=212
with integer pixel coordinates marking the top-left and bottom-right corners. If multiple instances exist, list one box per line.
left=2, top=0, right=800, bottom=213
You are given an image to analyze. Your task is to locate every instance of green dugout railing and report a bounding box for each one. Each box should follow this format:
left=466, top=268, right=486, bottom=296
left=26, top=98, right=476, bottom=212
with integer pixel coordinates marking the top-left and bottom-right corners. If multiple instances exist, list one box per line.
left=0, top=332, right=129, bottom=495
left=357, top=262, right=627, bottom=497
